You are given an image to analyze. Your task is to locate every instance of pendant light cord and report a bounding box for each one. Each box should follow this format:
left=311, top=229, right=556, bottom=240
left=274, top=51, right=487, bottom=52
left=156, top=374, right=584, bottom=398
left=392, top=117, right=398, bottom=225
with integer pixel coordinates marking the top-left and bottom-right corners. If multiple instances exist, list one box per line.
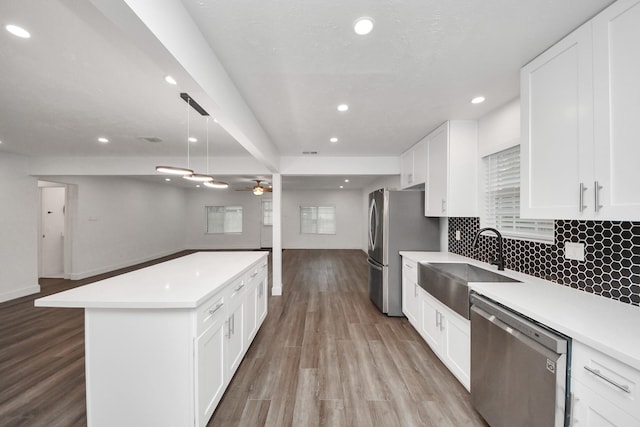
left=186, top=98, right=191, bottom=169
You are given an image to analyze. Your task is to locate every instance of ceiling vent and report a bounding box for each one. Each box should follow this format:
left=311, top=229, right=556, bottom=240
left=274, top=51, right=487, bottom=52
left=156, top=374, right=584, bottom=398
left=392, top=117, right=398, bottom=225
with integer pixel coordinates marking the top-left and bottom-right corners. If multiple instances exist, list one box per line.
left=138, top=136, right=163, bottom=143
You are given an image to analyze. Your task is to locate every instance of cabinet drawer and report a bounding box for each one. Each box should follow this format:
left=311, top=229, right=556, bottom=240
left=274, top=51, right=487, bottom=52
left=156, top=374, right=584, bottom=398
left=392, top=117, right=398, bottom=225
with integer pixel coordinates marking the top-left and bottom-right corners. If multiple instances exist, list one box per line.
left=197, top=293, right=225, bottom=336
left=572, top=341, right=639, bottom=419
left=227, top=276, right=247, bottom=301
left=402, top=259, right=418, bottom=282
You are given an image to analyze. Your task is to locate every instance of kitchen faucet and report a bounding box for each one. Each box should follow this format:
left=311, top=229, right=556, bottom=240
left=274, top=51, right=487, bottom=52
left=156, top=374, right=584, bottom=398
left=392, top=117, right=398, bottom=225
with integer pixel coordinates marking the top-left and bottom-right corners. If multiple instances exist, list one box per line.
left=472, top=227, right=505, bottom=271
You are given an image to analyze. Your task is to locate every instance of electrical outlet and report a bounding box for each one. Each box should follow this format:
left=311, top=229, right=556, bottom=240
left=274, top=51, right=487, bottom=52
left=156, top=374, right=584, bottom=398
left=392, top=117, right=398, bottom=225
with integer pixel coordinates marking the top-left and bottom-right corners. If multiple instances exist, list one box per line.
left=565, top=242, right=585, bottom=261
left=455, top=230, right=461, bottom=241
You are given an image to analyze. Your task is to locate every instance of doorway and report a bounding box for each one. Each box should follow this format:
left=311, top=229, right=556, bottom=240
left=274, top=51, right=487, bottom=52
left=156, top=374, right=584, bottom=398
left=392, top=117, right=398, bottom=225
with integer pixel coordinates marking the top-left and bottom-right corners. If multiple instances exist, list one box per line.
left=39, top=182, right=66, bottom=278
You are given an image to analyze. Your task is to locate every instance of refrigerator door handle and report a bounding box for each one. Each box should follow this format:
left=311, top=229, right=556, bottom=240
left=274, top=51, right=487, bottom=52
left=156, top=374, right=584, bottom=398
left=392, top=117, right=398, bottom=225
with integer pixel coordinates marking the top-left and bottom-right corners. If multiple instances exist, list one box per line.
left=367, top=258, right=383, bottom=271
left=368, top=199, right=377, bottom=250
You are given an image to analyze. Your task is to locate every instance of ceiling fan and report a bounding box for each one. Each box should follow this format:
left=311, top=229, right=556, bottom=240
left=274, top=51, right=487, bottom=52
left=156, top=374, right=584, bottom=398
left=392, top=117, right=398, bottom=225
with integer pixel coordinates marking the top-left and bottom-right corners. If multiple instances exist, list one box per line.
left=236, top=180, right=272, bottom=196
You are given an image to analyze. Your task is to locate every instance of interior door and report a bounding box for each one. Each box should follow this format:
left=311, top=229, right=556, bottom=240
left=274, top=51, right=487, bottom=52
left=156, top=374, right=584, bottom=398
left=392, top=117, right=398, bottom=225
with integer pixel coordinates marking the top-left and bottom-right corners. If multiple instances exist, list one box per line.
left=41, top=186, right=65, bottom=278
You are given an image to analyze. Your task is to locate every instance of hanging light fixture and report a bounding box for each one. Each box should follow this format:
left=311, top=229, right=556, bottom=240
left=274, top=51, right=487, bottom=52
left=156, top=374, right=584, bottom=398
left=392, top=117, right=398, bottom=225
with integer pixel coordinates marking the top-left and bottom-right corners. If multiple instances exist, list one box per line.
left=182, top=97, right=215, bottom=183
left=201, top=116, right=229, bottom=189
left=156, top=94, right=196, bottom=176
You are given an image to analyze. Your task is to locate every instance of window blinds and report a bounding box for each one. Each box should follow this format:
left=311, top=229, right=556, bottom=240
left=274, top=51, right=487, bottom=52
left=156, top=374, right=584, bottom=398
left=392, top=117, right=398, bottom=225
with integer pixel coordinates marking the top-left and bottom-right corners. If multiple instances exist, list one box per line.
left=484, top=146, right=553, bottom=241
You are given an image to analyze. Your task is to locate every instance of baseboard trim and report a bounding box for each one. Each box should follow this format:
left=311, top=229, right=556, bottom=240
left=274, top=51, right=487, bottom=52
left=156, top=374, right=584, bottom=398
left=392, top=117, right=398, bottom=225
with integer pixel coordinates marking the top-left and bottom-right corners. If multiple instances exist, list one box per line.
left=0, top=284, right=41, bottom=303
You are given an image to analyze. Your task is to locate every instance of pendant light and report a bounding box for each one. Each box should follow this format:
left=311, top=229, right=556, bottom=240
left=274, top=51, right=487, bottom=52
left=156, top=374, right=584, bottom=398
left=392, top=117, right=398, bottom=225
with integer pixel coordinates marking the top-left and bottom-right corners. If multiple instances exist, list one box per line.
left=182, top=97, right=215, bottom=183
left=202, top=117, right=229, bottom=189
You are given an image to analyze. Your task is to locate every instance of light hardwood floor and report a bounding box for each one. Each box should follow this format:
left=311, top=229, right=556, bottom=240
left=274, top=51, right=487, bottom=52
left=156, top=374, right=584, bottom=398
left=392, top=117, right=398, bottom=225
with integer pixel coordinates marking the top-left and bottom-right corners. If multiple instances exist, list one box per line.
left=0, top=249, right=487, bottom=427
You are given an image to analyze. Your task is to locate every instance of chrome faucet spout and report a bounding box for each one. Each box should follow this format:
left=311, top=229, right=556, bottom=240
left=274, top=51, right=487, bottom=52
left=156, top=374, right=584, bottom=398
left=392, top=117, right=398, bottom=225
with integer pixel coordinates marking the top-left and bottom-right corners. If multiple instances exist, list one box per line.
left=472, top=227, right=505, bottom=271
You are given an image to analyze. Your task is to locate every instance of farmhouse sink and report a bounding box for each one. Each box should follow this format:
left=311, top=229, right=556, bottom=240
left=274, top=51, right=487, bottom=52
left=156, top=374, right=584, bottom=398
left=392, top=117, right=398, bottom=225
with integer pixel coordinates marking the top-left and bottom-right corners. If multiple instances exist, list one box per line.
left=417, top=262, right=520, bottom=319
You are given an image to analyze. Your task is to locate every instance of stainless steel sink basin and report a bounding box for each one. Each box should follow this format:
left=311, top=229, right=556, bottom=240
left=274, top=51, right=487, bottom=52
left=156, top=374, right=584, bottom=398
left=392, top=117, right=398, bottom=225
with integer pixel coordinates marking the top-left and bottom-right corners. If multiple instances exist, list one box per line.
left=417, top=262, right=520, bottom=319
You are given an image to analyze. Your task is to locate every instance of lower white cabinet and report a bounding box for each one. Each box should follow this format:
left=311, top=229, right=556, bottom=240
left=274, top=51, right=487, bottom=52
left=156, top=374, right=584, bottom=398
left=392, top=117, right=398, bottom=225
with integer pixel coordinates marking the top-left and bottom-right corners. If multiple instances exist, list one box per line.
left=196, top=309, right=226, bottom=427
left=401, top=258, right=470, bottom=391
left=417, top=288, right=470, bottom=390
left=570, top=341, right=639, bottom=426
left=401, top=259, right=420, bottom=325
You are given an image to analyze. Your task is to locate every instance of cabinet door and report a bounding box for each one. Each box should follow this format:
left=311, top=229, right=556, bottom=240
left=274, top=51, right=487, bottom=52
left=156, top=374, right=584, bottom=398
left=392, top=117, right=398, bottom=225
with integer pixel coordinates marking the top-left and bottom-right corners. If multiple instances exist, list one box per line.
left=412, top=140, right=427, bottom=185
left=400, top=150, right=414, bottom=188
left=442, top=312, right=470, bottom=391
left=256, top=276, right=268, bottom=324
left=571, top=379, right=639, bottom=426
left=195, top=320, right=225, bottom=427
left=425, top=123, right=448, bottom=217
left=419, top=290, right=443, bottom=354
left=593, top=0, right=640, bottom=220
left=520, top=23, right=594, bottom=219
left=401, top=261, right=419, bottom=325
left=225, top=302, right=244, bottom=376
left=244, top=283, right=257, bottom=346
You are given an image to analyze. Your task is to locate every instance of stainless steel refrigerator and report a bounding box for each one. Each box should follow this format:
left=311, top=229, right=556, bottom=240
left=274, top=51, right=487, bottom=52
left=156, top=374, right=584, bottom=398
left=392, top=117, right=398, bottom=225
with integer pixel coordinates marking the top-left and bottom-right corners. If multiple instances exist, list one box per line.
left=367, top=189, right=440, bottom=316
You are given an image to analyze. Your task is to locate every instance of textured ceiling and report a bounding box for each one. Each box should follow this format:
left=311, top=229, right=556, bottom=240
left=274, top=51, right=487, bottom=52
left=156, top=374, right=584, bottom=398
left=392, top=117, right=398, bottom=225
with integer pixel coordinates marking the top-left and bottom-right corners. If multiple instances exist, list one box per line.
left=0, top=0, right=615, bottom=183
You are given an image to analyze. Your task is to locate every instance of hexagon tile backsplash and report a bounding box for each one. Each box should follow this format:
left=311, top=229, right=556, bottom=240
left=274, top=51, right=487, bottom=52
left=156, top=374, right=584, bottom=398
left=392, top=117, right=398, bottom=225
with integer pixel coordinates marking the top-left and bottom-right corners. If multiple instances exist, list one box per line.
left=448, top=217, right=640, bottom=306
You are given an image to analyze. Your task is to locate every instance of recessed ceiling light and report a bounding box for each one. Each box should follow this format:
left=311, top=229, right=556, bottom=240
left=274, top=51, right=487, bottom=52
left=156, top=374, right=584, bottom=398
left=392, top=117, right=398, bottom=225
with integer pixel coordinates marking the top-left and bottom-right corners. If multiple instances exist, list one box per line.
left=188, top=137, right=198, bottom=143
left=97, top=137, right=109, bottom=143
left=6, top=25, right=30, bottom=39
left=196, top=184, right=201, bottom=188
left=165, top=178, right=171, bottom=182
left=471, top=96, right=486, bottom=104
left=337, top=104, right=349, bottom=112
left=344, top=179, right=349, bottom=183
left=213, top=118, right=218, bottom=123
left=164, top=75, right=177, bottom=85
left=330, top=137, right=338, bottom=143
left=340, top=185, right=344, bottom=189
left=354, top=17, right=374, bottom=35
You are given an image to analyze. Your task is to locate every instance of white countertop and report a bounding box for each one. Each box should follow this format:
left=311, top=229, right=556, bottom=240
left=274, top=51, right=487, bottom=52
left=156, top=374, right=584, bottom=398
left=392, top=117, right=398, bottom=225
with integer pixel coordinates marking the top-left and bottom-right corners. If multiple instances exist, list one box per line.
left=400, top=251, right=640, bottom=371
left=35, top=252, right=268, bottom=309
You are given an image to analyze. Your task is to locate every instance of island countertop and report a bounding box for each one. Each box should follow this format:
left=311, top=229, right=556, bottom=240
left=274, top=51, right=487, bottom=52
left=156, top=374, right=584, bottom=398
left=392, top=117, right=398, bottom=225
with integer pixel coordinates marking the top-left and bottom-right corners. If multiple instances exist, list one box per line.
left=35, top=251, right=268, bottom=309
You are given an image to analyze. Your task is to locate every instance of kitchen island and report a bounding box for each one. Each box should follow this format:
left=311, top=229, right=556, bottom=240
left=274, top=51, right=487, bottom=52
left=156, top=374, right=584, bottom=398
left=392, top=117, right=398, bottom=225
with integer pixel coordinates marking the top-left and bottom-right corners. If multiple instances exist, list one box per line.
left=35, top=251, right=269, bottom=427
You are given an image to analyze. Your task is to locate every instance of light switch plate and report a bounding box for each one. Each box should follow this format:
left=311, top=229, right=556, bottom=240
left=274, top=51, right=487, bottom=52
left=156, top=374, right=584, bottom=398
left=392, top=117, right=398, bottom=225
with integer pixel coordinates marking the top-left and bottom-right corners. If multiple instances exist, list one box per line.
left=565, top=242, right=585, bottom=261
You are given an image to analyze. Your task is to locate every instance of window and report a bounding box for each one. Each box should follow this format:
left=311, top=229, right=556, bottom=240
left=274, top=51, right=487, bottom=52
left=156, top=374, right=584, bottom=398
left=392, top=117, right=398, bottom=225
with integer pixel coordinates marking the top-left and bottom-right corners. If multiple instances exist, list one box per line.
left=206, top=206, right=243, bottom=234
left=300, top=206, right=336, bottom=234
left=262, top=199, right=273, bottom=226
left=483, top=145, right=553, bottom=242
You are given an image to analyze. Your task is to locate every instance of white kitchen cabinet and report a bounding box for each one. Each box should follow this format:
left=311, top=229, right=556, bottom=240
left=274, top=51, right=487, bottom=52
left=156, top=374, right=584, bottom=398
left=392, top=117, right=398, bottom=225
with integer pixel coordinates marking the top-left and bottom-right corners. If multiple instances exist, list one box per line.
left=195, top=302, right=226, bottom=427
left=570, top=340, right=640, bottom=426
left=418, top=286, right=471, bottom=390
left=424, top=121, right=478, bottom=217
left=226, top=282, right=246, bottom=376
left=571, top=380, right=638, bottom=426
left=521, top=0, right=640, bottom=221
left=592, top=0, right=640, bottom=220
left=401, top=258, right=420, bottom=325
left=400, top=138, right=427, bottom=189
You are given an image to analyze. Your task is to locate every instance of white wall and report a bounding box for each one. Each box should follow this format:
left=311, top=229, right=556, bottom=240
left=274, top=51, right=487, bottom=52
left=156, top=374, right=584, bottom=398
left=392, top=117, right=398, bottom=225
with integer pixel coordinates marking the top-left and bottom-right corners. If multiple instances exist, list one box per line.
left=478, top=97, right=520, bottom=157
left=185, top=188, right=263, bottom=249
left=283, top=189, right=364, bottom=249
left=43, top=176, right=187, bottom=279
left=0, top=153, right=40, bottom=302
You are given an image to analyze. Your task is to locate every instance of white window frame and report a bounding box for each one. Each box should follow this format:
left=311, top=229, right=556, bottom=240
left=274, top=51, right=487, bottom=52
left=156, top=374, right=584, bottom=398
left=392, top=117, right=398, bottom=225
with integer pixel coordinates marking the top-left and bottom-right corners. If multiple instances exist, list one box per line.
left=481, top=145, right=554, bottom=243
left=262, top=199, right=273, bottom=226
left=205, top=206, right=243, bottom=234
left=300, top=206, right=336, bottom=235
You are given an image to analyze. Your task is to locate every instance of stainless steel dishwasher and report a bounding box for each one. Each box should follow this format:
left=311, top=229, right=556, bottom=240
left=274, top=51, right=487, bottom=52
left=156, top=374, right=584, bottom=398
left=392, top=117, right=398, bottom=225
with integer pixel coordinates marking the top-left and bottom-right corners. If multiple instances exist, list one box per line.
left=470, top=293, right=570, bottom=427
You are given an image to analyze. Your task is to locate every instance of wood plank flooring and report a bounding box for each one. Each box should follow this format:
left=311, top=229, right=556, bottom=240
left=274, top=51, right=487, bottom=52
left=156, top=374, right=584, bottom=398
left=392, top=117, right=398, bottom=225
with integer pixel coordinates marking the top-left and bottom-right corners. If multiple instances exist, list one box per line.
left=0, top=249, right=487, bottom=427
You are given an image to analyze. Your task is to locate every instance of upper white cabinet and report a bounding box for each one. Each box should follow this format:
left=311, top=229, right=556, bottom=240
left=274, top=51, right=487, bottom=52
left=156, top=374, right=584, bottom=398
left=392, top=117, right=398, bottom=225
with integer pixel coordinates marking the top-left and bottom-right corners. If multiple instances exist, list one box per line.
left=521, top=0, right=640, bottom=220
left=592, top=0, right=640, bottom=220
left=424, top=121, right=478, bottom=217
left=400, top=138, right=427, bottom=189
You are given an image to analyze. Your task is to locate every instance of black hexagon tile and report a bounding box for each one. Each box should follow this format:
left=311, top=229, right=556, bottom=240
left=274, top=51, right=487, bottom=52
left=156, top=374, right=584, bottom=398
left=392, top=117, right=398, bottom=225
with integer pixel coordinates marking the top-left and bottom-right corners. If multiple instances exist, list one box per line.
left=448, top=217, right=640, bottom=307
